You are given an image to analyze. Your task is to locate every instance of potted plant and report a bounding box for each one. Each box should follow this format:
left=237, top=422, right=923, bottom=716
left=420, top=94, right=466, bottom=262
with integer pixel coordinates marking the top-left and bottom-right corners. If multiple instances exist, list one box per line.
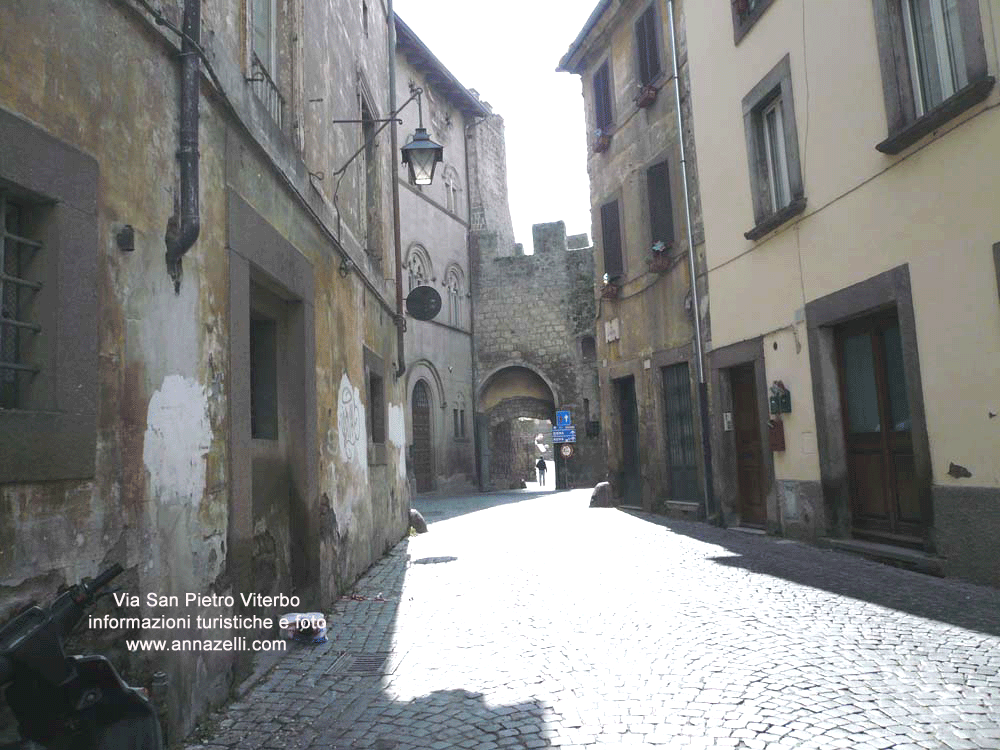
left=592, top=128, right=611, bottom=154
left=600, top=273, right=621, bottom=299
left=635, top=83, right=657, bottom=109
left=647, top=240, right=674, bottom=273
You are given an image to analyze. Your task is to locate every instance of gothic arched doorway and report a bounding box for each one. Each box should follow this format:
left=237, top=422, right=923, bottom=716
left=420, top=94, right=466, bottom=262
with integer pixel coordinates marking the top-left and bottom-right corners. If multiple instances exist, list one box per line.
left=412, top=380, right=434, bottom=493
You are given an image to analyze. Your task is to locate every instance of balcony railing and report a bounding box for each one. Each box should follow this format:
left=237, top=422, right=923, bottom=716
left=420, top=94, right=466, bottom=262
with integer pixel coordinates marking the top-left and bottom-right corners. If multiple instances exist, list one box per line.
left=249, top=53, right=285, bottom=130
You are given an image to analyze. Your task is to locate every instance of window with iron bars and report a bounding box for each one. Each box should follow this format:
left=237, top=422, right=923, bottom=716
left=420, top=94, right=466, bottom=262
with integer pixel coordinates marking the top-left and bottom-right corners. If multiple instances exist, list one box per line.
left=0, top=191, right=42, bottom=409
left=250, top=0, right=285, bottom=128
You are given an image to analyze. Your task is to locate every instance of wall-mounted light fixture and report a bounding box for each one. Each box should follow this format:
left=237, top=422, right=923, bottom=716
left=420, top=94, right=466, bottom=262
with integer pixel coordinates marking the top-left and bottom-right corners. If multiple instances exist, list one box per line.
left=331, top=87, right=442, bottom=188
left=329, top=87, right=444, bottom=248
left=401, top=98, right=443, bottom=186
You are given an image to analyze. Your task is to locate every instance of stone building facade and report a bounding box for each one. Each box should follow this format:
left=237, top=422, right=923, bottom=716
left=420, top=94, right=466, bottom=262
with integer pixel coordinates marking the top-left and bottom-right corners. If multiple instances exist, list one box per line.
left=0, top=0, right=415, bottom=737
left=471, top=157, right=606, bottom=495
left=394, top=19, right=489, bottom=496
left=558, top=0, right=711, bottom=512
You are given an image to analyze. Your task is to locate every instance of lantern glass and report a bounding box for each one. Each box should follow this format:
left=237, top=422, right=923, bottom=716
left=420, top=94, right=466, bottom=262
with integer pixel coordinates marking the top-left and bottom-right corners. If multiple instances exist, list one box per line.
left=401, top=127, right=443, bottom=186
left=408, top=151, right=437, bottom=185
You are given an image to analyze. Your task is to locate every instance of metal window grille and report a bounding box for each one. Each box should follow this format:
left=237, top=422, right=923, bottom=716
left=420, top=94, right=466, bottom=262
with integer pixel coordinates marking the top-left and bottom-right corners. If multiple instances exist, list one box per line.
left=0, top=192, right=42, bottom=409
left=250, top=52, right=285, bottom=129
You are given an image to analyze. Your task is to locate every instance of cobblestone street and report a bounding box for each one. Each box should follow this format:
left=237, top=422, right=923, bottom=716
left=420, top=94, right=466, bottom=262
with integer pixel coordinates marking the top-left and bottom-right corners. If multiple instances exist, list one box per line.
left=187, top=489, right=1000, bottom=750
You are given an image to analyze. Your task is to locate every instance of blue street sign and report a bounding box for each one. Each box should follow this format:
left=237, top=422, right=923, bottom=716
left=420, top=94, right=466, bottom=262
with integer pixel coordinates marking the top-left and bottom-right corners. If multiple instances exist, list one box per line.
left=552, top=427, right=576, bottom=443
left=556, top=410, right=571, bottom=427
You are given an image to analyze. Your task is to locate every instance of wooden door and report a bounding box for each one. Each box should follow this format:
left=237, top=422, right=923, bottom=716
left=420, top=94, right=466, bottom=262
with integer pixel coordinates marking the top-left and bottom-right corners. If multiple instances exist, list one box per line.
left=731, top=364, right=766, bottom=526
left=837, top=313, right=922, bottom=545
left=616, top=376, right=641, bottom=506
left=412, top=380, right=433, bottom=493
left=663, top=363, right=699, bottom=500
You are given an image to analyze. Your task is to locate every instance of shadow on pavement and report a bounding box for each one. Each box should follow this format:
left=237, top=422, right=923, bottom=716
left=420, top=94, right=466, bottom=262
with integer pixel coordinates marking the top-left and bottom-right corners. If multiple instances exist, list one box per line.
left=617, top=508, right=1000, bottom=638
left=307, top=689, right=549, bottom=750
left=186, top=538, right=552, bottom=750
left=413, top=488, right=557, bottom=525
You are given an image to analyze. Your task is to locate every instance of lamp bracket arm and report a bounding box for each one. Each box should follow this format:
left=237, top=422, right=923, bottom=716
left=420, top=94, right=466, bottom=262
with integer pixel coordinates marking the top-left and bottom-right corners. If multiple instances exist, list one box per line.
left=332, top=88, right=424, bottom=178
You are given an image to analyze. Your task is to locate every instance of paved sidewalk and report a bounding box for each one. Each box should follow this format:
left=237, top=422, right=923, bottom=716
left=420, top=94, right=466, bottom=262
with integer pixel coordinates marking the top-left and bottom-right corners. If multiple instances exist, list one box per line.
left=186, top=489, right=1000, bottom=749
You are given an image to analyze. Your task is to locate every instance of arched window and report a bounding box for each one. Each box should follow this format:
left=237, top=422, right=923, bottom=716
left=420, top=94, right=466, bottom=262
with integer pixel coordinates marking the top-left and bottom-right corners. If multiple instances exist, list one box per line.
left=444, top=265, right=464, bottom=327
left=442, top=166, right=461, bottom=215
left=405, top=244, right=433, bottom=292
left=452, top=392, right=467, bottom=439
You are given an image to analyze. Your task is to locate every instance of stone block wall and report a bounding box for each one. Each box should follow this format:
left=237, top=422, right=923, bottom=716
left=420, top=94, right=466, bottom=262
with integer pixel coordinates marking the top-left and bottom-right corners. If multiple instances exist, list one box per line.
left=472, top=221, right=605, bottom=489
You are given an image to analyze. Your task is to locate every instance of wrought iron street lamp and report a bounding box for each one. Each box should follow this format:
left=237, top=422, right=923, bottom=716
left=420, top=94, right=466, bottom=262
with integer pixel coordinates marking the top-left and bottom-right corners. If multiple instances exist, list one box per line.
left=401, top=127, right=443, bottom=185
left=331, top=87, right=442, bottom=188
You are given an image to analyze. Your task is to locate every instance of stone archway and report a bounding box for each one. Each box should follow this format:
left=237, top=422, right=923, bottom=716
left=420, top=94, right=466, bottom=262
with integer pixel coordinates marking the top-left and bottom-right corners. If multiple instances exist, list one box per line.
left=478, top=366, right=556, bottom=490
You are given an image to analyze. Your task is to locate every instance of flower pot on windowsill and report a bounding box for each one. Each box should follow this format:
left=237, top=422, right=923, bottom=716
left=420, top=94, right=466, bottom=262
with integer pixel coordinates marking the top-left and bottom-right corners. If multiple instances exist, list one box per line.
left=593, top=132, right=611, bottom=154
left=600, top=281, right=620, bottom=300
left=635, top=84, right=658, bottom=109
left=647, top=252, right=674, bottom=273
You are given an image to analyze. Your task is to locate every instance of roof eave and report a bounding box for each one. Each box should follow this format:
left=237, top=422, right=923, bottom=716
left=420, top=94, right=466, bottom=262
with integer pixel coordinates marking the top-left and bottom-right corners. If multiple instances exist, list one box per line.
left=556, top=0, right=614, bottom=74
left=394, top=15, right=491, bottom=118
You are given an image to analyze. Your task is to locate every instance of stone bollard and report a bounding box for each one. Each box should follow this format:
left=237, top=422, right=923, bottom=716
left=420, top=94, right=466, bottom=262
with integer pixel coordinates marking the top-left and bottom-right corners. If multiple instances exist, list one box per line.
left=590, top=482, right=614, bottom=508
left=409, top=508, right=428, bottom=534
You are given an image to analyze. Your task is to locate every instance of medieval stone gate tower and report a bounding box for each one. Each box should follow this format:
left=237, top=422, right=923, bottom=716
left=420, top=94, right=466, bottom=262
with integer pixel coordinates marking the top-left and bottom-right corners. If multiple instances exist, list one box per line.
left=467, top=112, right=605, bottom=490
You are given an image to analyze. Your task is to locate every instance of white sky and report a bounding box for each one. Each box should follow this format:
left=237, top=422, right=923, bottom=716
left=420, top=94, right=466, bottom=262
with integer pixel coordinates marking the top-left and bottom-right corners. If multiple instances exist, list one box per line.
left=393, top=0, right=596, bottom=253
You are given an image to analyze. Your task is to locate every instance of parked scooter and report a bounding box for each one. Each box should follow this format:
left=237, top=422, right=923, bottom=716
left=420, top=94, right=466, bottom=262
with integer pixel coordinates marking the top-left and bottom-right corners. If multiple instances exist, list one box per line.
left=0, top=565, right=162, bottom=749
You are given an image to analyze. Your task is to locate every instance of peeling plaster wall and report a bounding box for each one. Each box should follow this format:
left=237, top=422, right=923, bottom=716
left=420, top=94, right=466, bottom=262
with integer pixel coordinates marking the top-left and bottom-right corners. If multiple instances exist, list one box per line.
left=0, top=0, right=408, bottom=738
left=387, top=402, right=407, bottom=482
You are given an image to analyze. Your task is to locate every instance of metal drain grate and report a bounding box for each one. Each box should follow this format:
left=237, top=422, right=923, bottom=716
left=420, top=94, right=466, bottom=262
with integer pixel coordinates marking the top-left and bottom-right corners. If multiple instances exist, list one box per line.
left=324, top=651, right=403, bottom=676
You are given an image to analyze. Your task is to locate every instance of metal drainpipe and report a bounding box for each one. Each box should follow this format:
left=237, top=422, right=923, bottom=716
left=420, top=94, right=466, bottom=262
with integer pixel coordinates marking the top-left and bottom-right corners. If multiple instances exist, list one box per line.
left=463, top=118, right=480, bottom=490
left=388, top=1, right=406, bottom=379
left=165, top=0, right=201, bottom=293
left=667, top=0, right=715, bottom=522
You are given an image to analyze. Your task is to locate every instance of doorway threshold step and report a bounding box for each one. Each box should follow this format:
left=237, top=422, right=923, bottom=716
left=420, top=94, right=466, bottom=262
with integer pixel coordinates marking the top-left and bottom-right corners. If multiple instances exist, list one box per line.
left=664, top=500, right=701, bottom=514
left=731, top=526, right=766, bottom=535
left=821, top=537, right=944, bottom=576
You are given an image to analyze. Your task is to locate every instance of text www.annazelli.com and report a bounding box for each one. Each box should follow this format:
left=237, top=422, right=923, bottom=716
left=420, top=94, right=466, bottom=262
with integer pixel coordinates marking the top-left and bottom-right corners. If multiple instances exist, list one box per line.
left=125, top=638, right=286, bottom=652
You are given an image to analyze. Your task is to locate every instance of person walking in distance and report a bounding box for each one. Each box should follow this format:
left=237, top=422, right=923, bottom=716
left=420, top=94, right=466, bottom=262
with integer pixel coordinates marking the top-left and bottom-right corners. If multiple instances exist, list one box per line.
left=536, top=457, right=547, bottom=486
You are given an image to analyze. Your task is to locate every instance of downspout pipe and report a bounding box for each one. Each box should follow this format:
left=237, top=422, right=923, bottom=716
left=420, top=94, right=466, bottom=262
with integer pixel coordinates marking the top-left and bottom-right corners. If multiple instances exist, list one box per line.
left=667, top=0, right=715, bottom=522
left=165, top=0, right=201, bottom=292
left=463, top=118, right=480, bottom=490
left=388, top=2, right=406, bottom=379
